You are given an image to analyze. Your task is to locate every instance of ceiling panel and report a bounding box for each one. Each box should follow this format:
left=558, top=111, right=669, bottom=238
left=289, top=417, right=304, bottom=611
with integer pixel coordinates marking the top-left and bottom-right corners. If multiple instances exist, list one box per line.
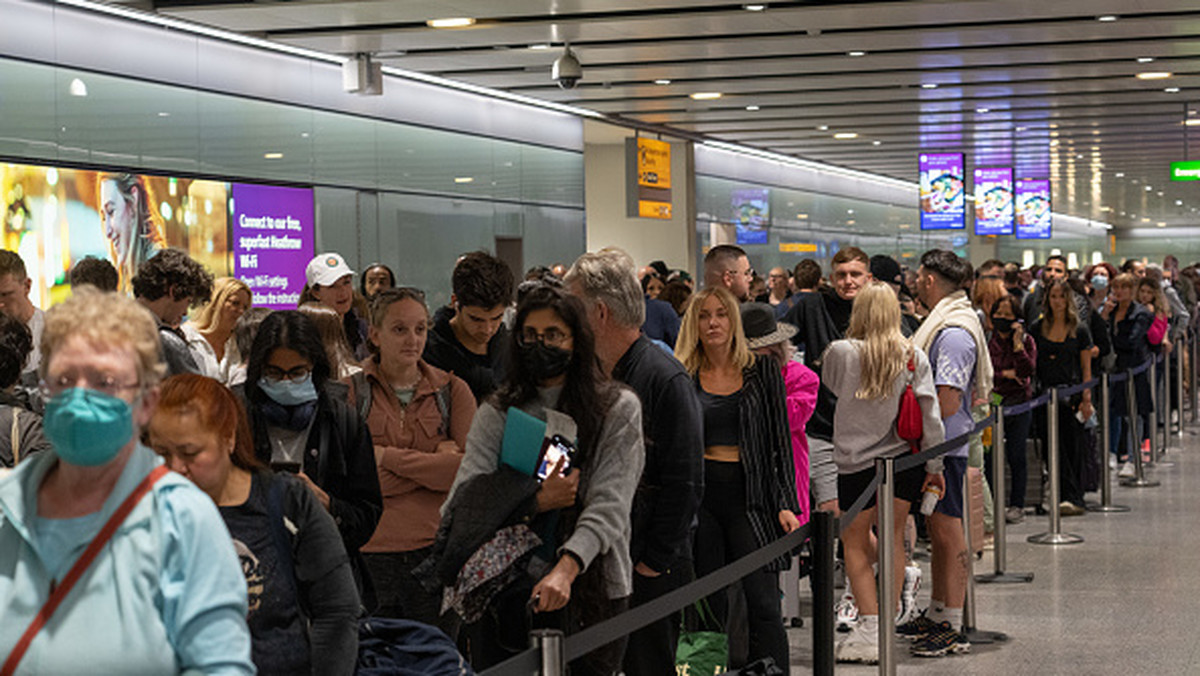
left=141, top=0, right=1200, bottom=228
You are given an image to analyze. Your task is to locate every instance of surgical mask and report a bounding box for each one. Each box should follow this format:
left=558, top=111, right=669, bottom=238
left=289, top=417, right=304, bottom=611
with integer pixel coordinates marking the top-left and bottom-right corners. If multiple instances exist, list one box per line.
left=258, top=373, right=319, bottom=406
left=519, top=342, right=572, bottom=382
left=43, top=388, right=135, bottom=467
left=992, top=317, right=1016, bottom=334
left=1091, top=275, right=1109, bottom=291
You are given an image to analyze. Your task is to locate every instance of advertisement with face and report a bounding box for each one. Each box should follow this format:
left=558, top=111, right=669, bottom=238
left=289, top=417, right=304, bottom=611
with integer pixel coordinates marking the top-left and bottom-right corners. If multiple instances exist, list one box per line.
left=1015, top=180, right=1052, bottom=240
left=732, top=188, right=770, bottom=245
left=973, top=167, right=1014, bottom=236
left=919, top=153, right=966, bottom=230
left=230, top=183, right=314, bottom=309
left=1, top=162, right=229, bottom=305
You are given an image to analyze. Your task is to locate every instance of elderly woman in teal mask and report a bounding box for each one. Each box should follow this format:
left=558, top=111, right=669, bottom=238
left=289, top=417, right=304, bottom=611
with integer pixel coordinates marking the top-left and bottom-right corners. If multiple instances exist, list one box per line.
left=0, top=288, right=253, bottom=674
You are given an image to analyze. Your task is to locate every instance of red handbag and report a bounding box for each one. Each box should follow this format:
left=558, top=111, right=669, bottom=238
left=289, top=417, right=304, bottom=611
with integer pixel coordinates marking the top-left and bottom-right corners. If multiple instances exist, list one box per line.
left=897, top=352, right=923, bottom=453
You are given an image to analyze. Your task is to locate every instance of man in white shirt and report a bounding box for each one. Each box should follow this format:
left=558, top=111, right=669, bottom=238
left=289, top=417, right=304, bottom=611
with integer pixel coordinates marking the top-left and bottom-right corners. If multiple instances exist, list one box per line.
left=0, top=250, right=44, bottom=379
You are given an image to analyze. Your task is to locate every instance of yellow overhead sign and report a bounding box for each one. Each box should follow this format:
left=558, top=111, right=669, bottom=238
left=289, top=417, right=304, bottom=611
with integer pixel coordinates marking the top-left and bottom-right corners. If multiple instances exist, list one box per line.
left=779, top=242, right=818, bottom=253
left=637, top=138, right=672, bottom=190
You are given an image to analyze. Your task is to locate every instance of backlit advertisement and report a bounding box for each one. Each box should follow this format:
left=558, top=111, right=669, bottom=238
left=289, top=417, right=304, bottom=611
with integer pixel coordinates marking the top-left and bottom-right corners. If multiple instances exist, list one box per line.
left=0, top=162, right=228, bottom=305
left=973, top=167, right=1014, bottom=236
left=733, top=188, right=770, bottom=245
left=919, top=153, right=965, bottom=230
left=1015, top=180, right=1052, bottom=240
left=231, top=183, right=314, bottom=309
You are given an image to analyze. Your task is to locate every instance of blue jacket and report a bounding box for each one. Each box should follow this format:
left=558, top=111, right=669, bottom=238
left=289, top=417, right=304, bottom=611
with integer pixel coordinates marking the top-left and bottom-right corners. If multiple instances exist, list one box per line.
left=0, top=444, right=253, bottom=675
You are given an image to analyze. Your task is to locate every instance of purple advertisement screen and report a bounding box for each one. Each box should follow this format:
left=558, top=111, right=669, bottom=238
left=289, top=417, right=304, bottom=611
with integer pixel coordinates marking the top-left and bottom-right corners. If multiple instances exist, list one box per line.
left=732, top=187, right=770, bottom=245
left=973, top=167, right=1014, bottom=236
left=919, top=153, right=965, bottom=230
left=1015, top=180, right=1052, bottom=240
left=231, top=183, right=315, bottom=309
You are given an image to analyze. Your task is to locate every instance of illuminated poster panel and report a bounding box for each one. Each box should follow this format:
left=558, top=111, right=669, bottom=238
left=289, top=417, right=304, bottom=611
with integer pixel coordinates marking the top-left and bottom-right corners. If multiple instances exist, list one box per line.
left=919, top=153, right=965, bottom=230
left=973, top=167, right=1014, bottom=236
left=0, top=163, right=228, bottom=305
left=1015, top=179, right=1052, bottom=240
left=733, top=188, right=770, bottom=245
left=230, top=183, right=314, bottom=309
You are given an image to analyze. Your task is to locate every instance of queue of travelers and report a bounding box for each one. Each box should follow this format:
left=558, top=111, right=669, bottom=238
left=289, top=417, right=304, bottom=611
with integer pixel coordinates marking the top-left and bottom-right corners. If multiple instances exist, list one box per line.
left=0, top=237, right=1193, bottom=674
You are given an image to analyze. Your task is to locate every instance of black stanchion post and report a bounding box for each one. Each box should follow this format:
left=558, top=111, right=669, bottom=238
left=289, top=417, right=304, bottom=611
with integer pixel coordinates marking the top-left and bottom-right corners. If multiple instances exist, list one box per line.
left=811, top=510, right=835, bottom=676
left=1122, top=367, right=1160, bottom=488
left=977, top=405, right=1035, bottom=582
left=1028, top=387, right=1083, bottom=545
left=1090, top=372, right=1130, bottom=512
left=961, top=460, right=1009, bottom=645
left=1177, top=338, right=1186, bottom=441
left=1191, top=333, right=1199, bottom=425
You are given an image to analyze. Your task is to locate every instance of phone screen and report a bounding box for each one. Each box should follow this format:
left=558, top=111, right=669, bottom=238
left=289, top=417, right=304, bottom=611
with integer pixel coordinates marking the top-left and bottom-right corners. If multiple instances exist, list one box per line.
left=536, top=436, right=574, bottom=482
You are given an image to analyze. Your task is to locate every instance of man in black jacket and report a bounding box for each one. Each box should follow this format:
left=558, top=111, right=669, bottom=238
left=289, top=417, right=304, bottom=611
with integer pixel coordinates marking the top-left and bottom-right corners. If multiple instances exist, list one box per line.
left=424, top=252, right=514, bottom=403
left=566, top=249, right=704, bottom=676
left=132, top=248, right=213, bottom=376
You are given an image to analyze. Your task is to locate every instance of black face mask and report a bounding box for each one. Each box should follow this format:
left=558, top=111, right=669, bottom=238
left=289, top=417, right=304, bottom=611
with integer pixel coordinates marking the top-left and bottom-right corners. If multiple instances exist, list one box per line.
left=519, top=342, right=572, bottom=382
left=992, top=317, right=1015, bottom=334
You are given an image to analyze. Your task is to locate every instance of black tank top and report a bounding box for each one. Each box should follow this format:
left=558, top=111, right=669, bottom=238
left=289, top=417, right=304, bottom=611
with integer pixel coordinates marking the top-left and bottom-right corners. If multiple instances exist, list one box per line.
left=697, top=384, right=741, bottom=447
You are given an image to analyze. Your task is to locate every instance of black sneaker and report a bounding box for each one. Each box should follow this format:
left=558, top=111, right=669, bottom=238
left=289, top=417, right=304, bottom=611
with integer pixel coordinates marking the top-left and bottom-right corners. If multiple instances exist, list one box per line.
left=895, top=610, right=937, bottom=641
left=910, top=621, right=971, bottom=657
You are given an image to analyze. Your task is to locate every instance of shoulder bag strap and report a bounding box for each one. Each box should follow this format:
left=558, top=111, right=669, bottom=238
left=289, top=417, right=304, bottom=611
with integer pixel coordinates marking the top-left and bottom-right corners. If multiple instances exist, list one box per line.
left=1, top=464, right=170, bottom=676
left=10, top=408, right=20, bottom=466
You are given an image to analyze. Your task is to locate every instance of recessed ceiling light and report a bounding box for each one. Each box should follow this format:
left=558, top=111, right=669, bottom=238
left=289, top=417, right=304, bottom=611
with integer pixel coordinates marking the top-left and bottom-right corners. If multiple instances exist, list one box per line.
left=263, top=152, right=283, bottom=159
left=921, top=83, right=938, bottom=89
left=1158, top=222, right=1167, bottom=227
left=873, top=140, right=882, bottom=146
left=1138, top=57, right=1156, bottom=63
left=1176, top=200, right=1184, bottom=205
left=1097, top=15, right=1118, bottom=22
left=1016, top=126, right=1028, bottom=131
left=690, top=92, right=723, bottom=100
left=68, top=78, right=87, bottom=97
left=300, top=132, right=310, bottom=138
left=654, top=79, right=672, bottom=85
left=1187, top=119, right=1200, bottom=126
left=529, top=43, right=551, bottom=50
left=1146, top=185, right=1154, bottom=191
left=1115, top=172, right=1125, bottom=177
left=976, top=107, right=990, bottom=113
left=1158, top=191, right=1164, bottom=196
left=427, top=17, right=475, bottom=28
left=1166, top=87, right=1181, bottom=93
left=743, top=3, right=767, bottom=10
left=157, top=112, right=170, bottom=118
left=1137, top=72, right=1173, bottom=80
left=746, top=105, right=760, bottom=111
left=455, top=177, right=474, bottom=183
left=848, top=51, right=866, bottom=57
left=817, top=125, right=829, bottom=131
left=834, top=132, right=859, bottom=139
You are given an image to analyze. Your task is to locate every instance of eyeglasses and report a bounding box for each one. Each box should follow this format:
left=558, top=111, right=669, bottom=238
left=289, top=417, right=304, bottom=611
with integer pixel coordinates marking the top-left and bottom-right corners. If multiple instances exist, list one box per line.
left=42, top=371, right=141, bottom=398
left=518, top=327, right=572, bottom=348
left=262, top=365, right=312, bottom=382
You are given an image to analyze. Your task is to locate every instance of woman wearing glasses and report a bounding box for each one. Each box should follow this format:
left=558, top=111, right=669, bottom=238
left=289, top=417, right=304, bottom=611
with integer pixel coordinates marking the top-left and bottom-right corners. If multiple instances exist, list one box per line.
left=0, top=289, right=253, bottom=673
left=676, top=286, right=801, bottom=674
left=444, top=285, right=643, bottom=675
left=240, top=310, right=383, bottom=609
left=359, top=288, right=475, bottom=631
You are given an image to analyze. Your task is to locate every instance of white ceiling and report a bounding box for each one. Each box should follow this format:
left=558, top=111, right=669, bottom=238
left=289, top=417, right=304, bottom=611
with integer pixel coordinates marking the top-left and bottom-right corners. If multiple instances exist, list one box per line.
left=150, top=0, right=1200, bottom=228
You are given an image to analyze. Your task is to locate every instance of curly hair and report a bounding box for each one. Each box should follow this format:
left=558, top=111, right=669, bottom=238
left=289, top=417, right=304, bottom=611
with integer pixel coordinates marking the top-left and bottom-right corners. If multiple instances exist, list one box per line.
left=69, top=256, right=119, bottom=292
left=131, top=248, right=214, bottom=305
left=453, top=251, right=514, bottom=309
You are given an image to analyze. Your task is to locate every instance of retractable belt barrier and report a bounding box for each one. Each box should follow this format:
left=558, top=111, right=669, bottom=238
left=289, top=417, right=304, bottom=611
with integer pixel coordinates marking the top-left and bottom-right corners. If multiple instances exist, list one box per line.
left=482, top=358, right=1161, bottom=676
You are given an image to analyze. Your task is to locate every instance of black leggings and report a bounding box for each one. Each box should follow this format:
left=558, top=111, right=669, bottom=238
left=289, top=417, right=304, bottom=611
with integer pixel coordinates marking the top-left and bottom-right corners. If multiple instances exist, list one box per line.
left=695, top=460, right=790, bottom=674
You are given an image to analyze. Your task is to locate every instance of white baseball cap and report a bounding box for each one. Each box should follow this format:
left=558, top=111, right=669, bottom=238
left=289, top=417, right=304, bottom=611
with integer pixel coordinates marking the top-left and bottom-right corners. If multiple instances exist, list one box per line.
left=306, top=253, right=355, bottom=287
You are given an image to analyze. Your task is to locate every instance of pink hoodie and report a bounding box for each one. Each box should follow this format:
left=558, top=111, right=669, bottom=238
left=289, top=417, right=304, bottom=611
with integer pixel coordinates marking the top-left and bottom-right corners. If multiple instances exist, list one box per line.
left=781, top=360, right=820, bottom=526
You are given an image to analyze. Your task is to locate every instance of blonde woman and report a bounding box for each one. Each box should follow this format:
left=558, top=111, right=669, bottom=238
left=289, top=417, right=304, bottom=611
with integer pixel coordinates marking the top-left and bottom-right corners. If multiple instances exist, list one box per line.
left=820, top=282, right=946, bottom=664
left=676, top=286, right=800, bottom=674
left=183, top=277, right=252, bottom=383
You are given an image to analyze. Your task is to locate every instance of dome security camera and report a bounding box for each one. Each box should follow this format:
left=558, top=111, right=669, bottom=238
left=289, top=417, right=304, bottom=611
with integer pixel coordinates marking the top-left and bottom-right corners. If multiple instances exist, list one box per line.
left=552, top=45, right=582, bottom=89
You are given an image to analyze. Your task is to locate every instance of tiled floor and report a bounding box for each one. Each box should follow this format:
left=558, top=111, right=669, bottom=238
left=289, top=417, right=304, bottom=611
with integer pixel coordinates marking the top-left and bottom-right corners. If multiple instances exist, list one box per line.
left=786, top=428, right=1200, bottom=674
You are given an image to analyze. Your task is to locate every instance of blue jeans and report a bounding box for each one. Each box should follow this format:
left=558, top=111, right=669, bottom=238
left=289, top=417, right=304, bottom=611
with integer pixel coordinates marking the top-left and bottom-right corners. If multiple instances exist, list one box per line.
left=986, top=410, right=1032, bottom=509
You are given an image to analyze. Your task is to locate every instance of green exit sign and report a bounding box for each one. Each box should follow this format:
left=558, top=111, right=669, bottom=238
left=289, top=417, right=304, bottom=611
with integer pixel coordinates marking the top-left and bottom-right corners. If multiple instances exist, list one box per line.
left=1171, top=161, right=1200, bottom=181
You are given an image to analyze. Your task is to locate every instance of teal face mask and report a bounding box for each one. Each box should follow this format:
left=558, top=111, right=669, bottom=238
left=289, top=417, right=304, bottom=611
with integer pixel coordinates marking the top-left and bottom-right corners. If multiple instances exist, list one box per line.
left=43, top=388, right=135, bottom=467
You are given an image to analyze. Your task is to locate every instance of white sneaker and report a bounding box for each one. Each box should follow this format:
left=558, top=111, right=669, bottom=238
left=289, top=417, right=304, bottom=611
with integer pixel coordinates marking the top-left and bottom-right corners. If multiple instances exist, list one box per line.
left=835, top=615, right=879, bottom=663
left=1108, top=455, right=1118, bottom=471
left=1118, top=461, right=1136, bottom=478
left=898, top=565, right=922, bottom=626
left=835, top=591, right=859, bottom=632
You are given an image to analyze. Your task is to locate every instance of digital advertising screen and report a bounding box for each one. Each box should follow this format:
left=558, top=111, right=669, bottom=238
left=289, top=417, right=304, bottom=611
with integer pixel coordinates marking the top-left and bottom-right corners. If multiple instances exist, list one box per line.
left=1015, top=180, right=1052, bottom=240
left=919, top=153, right=966, bottom=230
left=732, top=187, right=770, bottom=245
left=0, top=162, right=229, bottom=306
left=230, top=183, right=314, bottom=310
left=973, top=167, right=1014, bottom=236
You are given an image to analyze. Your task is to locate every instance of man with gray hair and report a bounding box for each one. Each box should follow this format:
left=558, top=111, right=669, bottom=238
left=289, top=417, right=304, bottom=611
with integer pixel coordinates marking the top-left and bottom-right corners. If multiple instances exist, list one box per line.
left=565, top=248, right=704, bottom=676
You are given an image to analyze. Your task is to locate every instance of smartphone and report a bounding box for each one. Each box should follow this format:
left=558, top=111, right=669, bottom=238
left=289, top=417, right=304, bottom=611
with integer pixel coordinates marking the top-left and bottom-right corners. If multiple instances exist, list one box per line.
left=536, top=435, right=575, bottom=482
left=271, top=462, right=301, bottom=474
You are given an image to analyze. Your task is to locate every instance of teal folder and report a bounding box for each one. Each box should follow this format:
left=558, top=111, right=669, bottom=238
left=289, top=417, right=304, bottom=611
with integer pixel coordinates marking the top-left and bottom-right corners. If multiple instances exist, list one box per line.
left=500, top=407, right=547, bottom=476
